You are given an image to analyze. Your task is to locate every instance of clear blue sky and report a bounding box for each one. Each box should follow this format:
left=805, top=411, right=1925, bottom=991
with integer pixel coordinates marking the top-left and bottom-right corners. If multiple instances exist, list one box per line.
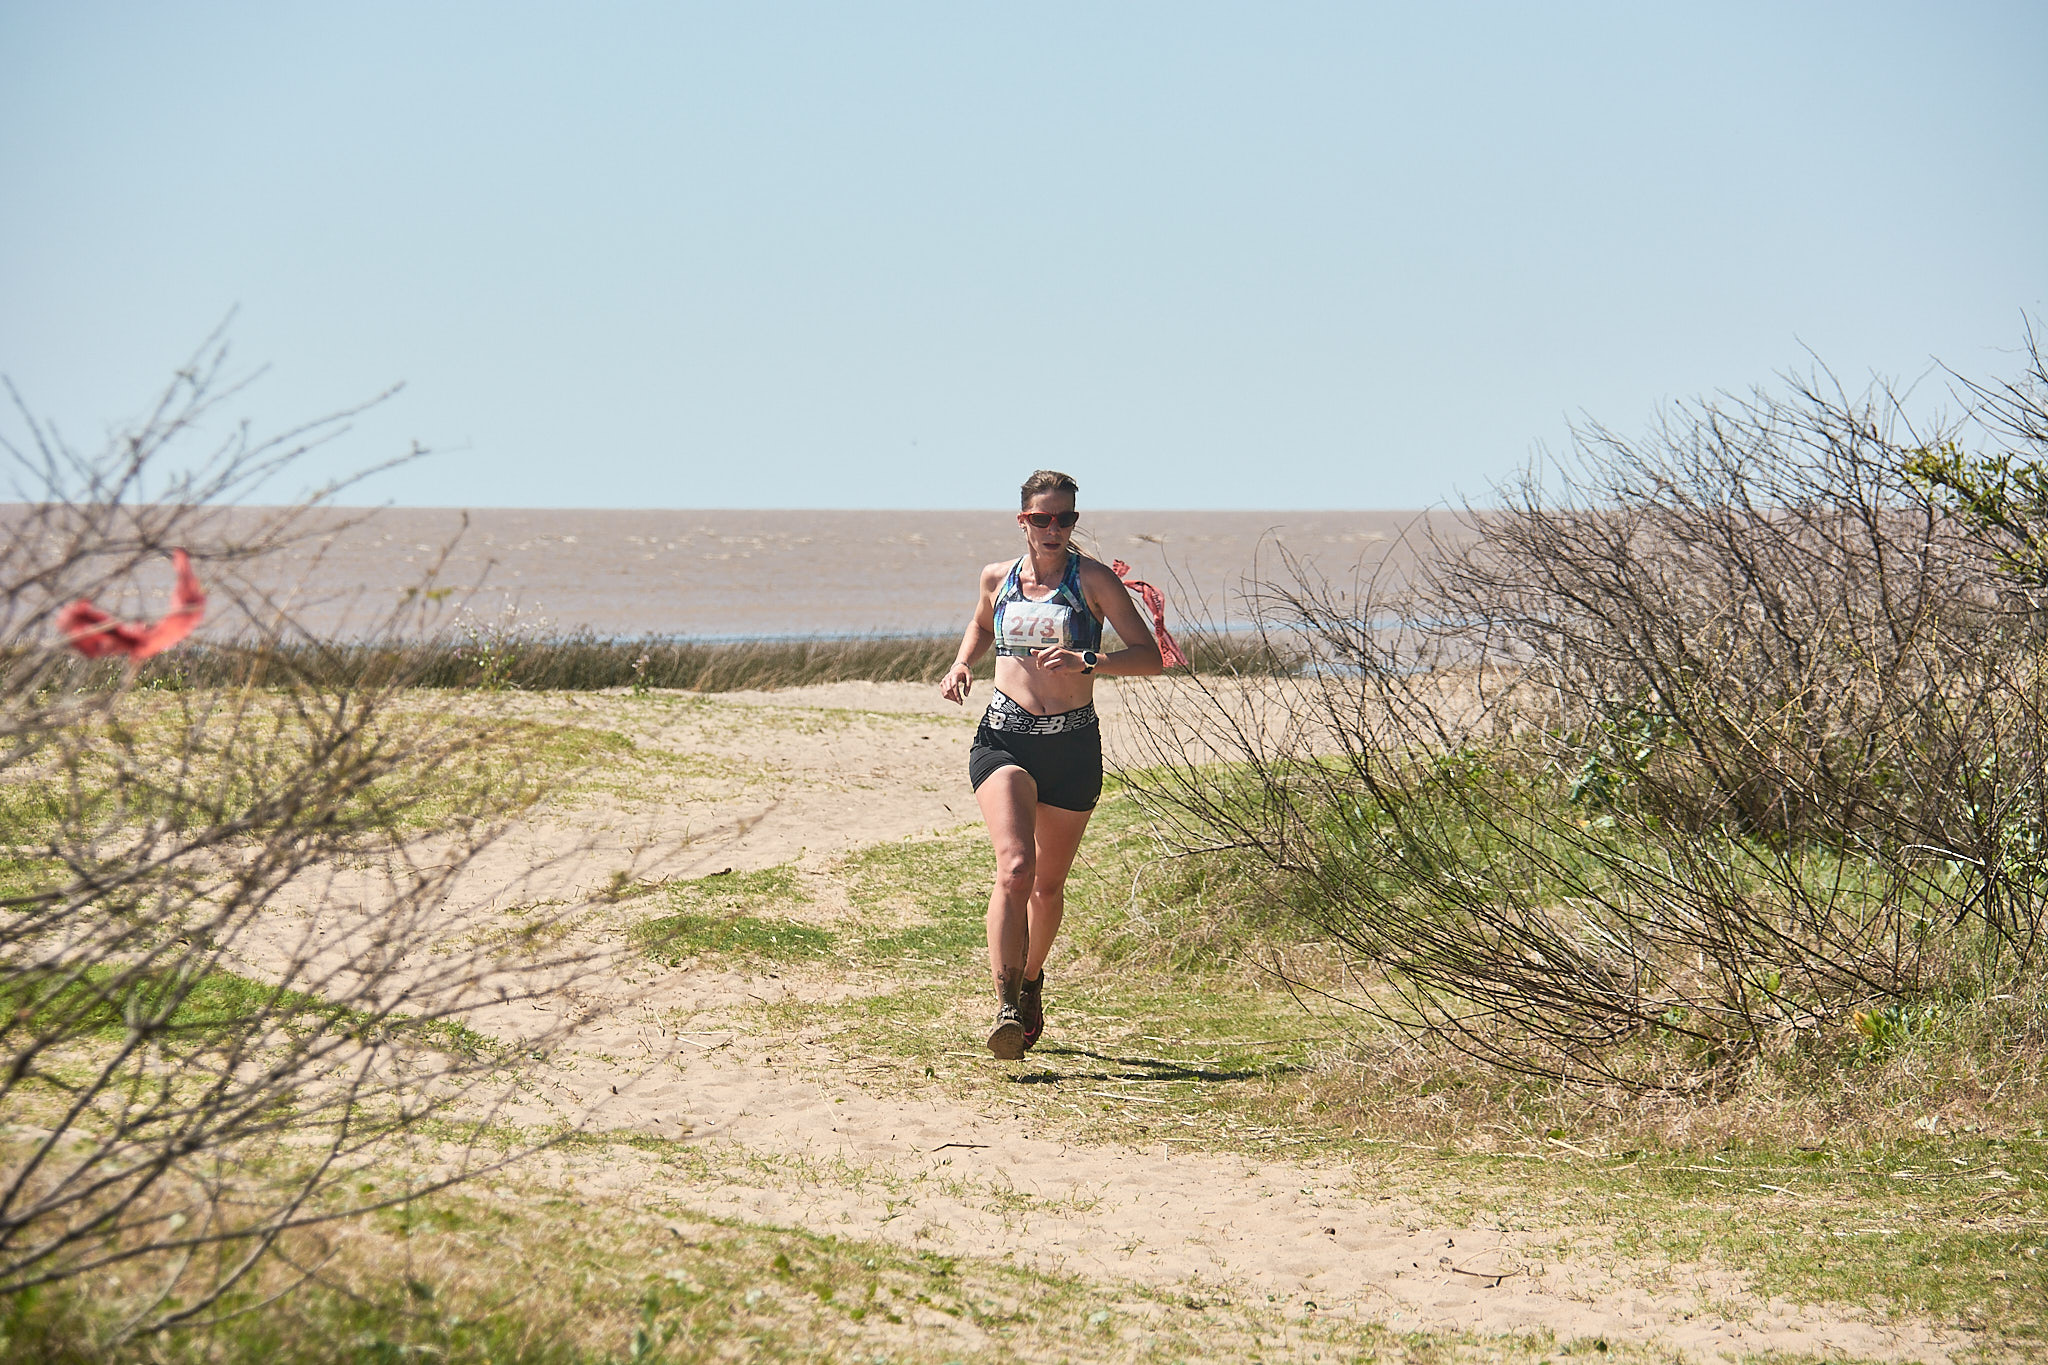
left=3, top=2, right=2042, bottom=509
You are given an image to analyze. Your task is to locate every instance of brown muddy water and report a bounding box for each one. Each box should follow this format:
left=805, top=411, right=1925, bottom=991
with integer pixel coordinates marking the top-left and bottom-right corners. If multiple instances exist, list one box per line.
left=9, top=507, right=1462, bottom=639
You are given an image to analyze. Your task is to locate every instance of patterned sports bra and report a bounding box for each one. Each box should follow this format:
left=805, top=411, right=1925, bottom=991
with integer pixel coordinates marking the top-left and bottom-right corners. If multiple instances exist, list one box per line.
left=992, top=550, right=1104, bottom=657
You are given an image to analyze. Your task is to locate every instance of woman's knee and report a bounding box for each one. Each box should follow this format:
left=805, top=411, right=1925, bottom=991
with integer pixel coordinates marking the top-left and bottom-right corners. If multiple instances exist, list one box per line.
left=994, top=847, right=1037, bottom=895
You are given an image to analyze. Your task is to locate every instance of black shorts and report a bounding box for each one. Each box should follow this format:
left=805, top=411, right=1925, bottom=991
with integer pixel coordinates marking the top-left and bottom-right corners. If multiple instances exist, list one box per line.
left=968, top=724, right=1103, bottom=812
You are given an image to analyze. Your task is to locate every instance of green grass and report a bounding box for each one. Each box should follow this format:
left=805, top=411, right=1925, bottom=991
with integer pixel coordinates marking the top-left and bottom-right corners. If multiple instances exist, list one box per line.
left=614, top=790, right=2048, bottom=1355
left=18, top=680, right=2034, bottom=1355
left=0, top=960, right=503, bottom=1060
left=0, top=854, right=64, bottom=903
left=844, top=837, right=987, bottom=963
left=633, top=913, right=835, bottom=964
left=0, top=708, right=639, bottom=874
left=1605, top=1136, right=2046, bottom=1333
left=0, top=775, right=99, bottom=904
left=0, top=961, right=353, bottom=1045
left=0, top=779, right=65, bottom=841
left=384, top=714, right=639, bottom=826
left=1439, top=1132, right=2048, bottom=1347
left=630, top=865, right=835, bottom=965
left=635, top=803, right=1332, bottom=1153
left=0, top=1180, right=1662, bottom=1365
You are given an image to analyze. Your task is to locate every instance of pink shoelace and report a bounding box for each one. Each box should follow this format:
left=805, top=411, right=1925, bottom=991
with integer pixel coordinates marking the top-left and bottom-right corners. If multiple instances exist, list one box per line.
left=57, top=548, right=208, bottom=661
left=1110, top=559, right=1188, bottom=668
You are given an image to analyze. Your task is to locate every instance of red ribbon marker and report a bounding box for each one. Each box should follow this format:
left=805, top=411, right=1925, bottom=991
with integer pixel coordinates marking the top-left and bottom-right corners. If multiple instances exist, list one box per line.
left=1110, top=559, right=1188, bottom=668
left=57, top=548, right=208, bottom=661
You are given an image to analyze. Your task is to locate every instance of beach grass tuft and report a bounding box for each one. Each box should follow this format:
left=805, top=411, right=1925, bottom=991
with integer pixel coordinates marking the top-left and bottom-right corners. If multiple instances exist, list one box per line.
left=52, top=628, right=1299, bottom=695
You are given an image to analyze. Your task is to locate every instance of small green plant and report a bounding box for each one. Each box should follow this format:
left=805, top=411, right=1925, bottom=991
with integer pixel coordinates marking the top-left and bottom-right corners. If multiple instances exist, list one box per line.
left=1850, top=1000, right=1931, bottom=1062
left=1565, top=702, right=1669, bottom=811
left=1905, top=439, right=2048, bottom=586
left=631, top=864, right=829, bottom=965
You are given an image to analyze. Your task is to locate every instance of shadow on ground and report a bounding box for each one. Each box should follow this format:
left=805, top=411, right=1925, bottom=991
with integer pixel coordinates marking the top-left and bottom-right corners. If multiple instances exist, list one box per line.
left=1006, top=1046, right=1302, bottom=1086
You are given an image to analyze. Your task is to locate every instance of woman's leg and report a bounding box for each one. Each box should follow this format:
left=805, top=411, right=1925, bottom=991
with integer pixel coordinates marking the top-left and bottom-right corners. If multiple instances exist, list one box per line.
left=1023, top=803, right=1093, bottom=979
left=974, top=764, right=1039, bottom=996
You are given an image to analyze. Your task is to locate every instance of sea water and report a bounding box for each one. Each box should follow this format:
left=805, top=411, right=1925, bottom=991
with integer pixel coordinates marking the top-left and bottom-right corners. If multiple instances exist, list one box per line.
left=7, top=506, right=1461, bottom=640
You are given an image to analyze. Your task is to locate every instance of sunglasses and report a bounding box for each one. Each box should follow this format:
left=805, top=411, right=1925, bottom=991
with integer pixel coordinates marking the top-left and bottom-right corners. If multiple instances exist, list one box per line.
left=1022, top=511, right=1080, bottom=529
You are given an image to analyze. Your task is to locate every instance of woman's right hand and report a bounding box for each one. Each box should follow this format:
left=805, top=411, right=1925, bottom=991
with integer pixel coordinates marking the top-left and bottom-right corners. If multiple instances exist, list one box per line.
left=940, top=662, right=973, bottom=705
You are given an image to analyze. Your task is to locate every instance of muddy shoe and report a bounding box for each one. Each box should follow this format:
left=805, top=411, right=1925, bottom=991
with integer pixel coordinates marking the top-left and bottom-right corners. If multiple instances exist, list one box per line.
left=986, top=1004, right=1028, bottom=1060
left=1019, top=972, right=1045, bottom=1051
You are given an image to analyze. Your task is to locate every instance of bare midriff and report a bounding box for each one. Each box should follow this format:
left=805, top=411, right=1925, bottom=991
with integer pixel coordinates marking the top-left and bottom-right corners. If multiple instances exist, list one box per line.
left=990, top=653, right=1096, bottom=718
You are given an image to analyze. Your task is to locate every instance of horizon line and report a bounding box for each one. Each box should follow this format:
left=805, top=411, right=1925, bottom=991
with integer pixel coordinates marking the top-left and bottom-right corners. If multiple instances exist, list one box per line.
left=236, top=503, right=1449, bottom=514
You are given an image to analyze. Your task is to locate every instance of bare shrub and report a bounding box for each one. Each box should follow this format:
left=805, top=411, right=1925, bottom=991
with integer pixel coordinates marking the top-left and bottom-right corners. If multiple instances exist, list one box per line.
left=0, top=338, right=599, bottom=1339
left=1120, top=329, right=2048, bottom=1088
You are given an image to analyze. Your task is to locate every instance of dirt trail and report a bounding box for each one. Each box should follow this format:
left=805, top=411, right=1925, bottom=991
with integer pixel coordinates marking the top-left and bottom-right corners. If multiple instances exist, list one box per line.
left=401, top=682, right=1958, bottom=1364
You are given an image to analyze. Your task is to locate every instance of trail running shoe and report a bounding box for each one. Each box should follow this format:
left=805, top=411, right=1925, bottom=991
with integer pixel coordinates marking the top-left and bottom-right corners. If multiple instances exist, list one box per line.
left=986, top=1004, right=1028, bottom=1060
left=1019, top=972, right=1045, bottom=1051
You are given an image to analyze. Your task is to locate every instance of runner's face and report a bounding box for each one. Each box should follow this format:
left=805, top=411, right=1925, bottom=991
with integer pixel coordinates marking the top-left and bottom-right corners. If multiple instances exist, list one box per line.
left=1018, top=492, right=1078, bottom=556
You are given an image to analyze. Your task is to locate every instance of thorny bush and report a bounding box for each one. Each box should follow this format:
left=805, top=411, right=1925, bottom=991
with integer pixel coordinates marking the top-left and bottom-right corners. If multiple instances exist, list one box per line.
left=1121, top=325, right=2048, bottom=1089
left=0, top=333, right=600, bottom=1342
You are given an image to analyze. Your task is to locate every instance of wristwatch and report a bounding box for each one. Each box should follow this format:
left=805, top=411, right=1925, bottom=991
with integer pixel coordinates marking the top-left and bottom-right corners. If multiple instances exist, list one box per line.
left=1081, top=649, right=1098, bottom=675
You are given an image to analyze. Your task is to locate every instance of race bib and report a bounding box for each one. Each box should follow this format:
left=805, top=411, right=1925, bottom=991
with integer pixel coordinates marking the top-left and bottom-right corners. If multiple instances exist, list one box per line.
left=1001, top=600, right=1076, bottom=651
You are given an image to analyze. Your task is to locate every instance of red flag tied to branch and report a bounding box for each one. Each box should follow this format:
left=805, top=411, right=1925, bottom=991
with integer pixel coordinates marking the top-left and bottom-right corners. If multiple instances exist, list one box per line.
left=1110, top=559, right=1188, bottom=669
left=57, top=548, right=208, bottom=661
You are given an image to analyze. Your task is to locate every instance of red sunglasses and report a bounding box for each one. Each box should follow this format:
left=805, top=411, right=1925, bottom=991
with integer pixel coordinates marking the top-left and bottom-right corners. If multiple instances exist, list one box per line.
left=1023, top=511, right=1080, bottom=529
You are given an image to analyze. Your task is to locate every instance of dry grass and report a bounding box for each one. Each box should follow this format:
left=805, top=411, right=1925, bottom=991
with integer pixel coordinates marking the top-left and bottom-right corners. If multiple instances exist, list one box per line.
left=4, top=1174, right=1616, bottom=1365
left=599, top=787, right=2047, bottom=1355
left=57, top=627, right=1300, bottom=697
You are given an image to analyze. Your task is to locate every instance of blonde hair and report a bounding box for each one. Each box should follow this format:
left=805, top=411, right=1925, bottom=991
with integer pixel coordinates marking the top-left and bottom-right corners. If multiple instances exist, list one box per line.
left=1019, top=469, right=1079, bottom=508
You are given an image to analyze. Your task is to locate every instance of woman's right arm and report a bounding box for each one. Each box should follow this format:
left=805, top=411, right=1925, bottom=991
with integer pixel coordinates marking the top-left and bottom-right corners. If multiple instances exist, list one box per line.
left=941, top=565, right=1000, bottom=705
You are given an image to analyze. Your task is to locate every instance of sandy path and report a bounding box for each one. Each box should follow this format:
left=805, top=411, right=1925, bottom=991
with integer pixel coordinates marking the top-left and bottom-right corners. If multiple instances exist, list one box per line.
left=502, top=1015, right=1943, bottom=1365
left=369, top=682, right=1959, bottom=1364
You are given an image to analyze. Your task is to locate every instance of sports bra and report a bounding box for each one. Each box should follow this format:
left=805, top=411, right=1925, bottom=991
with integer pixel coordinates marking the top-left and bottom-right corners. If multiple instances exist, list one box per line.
left=992, top=550, right=1104, bottom=657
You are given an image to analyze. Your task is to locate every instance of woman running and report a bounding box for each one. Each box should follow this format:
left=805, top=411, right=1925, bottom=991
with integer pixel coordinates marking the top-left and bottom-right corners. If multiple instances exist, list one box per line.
left=940, top=470, right=1166, bottom=1058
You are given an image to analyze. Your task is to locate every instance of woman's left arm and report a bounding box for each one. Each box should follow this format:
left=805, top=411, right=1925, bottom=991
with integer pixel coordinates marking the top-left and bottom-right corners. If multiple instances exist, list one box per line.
left=1081, top=560, right=1165, bottom=677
